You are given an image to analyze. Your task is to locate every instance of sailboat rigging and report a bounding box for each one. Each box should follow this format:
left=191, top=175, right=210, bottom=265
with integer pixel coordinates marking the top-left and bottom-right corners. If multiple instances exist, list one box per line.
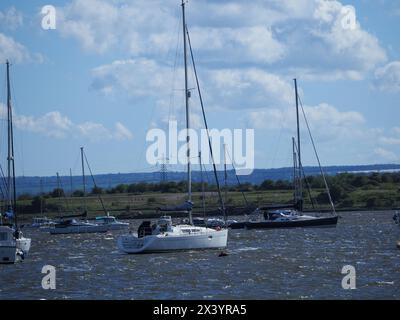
left=117, top=0, right=228, bottom=254
left=230, top=79, right=339, bottom=229
left=0, top=60, right=31, bottom=263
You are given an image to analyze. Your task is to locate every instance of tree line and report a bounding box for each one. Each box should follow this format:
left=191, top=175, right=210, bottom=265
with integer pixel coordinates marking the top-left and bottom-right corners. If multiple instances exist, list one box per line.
left=15, top=171, right=400, bottom=212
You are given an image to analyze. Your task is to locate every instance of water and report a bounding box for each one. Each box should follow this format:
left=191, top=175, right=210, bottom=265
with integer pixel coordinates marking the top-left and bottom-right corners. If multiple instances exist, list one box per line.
left=1, top=211, right=399, bottom=300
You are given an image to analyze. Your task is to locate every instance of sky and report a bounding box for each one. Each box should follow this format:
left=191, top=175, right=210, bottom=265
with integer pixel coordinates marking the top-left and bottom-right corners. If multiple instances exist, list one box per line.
left=0, top=0, right=399, bottom=177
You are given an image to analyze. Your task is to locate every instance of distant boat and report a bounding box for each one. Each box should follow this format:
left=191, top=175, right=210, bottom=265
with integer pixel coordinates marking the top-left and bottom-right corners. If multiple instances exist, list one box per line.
left=230, top=79, right=338, bottom=230
left=117, top=0, right=228, bottom=254
left=47, top=147, right=128, bottom=234
left=28, top=217, right=56, bottom=229
left=94, top=215, right=129, bottom=231
left=49, top=219, right=108, bottom=235
left=394, top=211, right=400, bottom=226
left=0, top=61, right=31, bottom=264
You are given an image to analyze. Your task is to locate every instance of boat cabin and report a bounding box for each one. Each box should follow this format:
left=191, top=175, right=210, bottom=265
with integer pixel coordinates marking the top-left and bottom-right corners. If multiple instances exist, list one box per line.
left=96, top=216, right=117, bottom=224
left=0, top=226, right=15, bottom=243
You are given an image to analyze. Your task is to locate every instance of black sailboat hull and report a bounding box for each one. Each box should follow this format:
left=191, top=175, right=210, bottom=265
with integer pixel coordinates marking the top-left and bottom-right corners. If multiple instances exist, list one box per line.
left=230, top=215, right=338, bottom=229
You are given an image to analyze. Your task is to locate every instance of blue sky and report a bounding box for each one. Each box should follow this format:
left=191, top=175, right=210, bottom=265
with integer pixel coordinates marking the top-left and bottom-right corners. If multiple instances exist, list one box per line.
left=0, top=0, right=399, bottom=177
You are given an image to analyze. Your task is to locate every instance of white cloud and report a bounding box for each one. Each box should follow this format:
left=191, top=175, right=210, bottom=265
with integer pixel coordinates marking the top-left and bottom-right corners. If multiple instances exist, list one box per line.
left=374, top=61, right=400, bottom=93
left=91, top=59, right=293, bottom=111
left=373, top=148, right=399, bottom=162
left=247, top=103, right=365, bottom=141
left=0, top=104, right=133, bottom=142
left=57, top=0, right=387, bottom=80
left=0, top=33, right=31, bottom=63
left=0, top=7, right=23, bottom=30
left=114, top=122, right=134, bottom=140
left=15, top=111, right=73, bottom=138
left=90, top=58, right=174, bottom=96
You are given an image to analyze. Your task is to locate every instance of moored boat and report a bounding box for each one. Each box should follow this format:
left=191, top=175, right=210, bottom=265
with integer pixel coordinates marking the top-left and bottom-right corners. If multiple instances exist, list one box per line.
left=49, top=219, right=108, bottom=235
left=117, top=0, right=228, bottom=254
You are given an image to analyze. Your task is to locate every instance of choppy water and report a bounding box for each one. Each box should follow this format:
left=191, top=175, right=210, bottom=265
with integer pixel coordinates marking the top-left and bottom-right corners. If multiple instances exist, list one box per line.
left=1, top=211, right=399, bottom=300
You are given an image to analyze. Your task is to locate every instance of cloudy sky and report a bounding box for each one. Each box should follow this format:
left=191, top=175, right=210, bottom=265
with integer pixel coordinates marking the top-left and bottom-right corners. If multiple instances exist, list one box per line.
left=0, top=0, right=399, bottom=176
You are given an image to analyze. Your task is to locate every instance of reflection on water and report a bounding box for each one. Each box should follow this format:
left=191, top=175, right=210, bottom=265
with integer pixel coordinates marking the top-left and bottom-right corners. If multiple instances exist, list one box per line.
left=0, top=211, right=399, bottom=299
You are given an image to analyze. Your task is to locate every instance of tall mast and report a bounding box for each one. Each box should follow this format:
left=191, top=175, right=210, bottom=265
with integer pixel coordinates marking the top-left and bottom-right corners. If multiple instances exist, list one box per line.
left=80, top=147, right=86, bottom=212
left=69, top=168, right=73, bottom=196
left=40, top=178, right=44, bottom=215
left=223, top=143, right=228, bottom=204
left=182, top=0, right=192, bottom=223
left=199, top=151, right=206, bottom=221
left=294, top=78, right=303, bottom=210
left=6, top=60, right=18, bottom=227
left=56, top=172, right=61, bottom=215
left=292, top=137, right=298, bottom=205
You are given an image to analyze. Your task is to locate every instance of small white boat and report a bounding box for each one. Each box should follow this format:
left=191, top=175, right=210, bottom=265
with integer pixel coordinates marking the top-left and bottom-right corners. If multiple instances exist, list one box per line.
left=117, top=216, right=227, bottom=254
left=0, top=225, right=24, bottom=264
left=49, top=219, right=108, bottom=235
left=95, top=215, right=129, bottom=231
left=28, top=217, right=56, bottom=228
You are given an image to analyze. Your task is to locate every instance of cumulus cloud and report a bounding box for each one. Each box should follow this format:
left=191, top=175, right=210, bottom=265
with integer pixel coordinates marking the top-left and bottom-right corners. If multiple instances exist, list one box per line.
left=91, top=58, right=293, bottom=111
left=373, top=148, right=399, bottom=162
left=0, top=33, right=32, bottom=63
left=0, top=7, right=23, bottom=30
left=57, top=0, right=387, bottom=80
left=0, top=104, right=133, bottom=142
left=374, top=61, right=400, bottom=93
left=247, top=103, right=365, bottom=141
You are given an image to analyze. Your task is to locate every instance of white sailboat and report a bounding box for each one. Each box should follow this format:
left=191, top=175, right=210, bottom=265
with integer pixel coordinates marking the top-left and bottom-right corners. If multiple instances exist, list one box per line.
left=48, top=147, right=117, bottom=234
left=117, top=0, right=228, bottom=254
left=0, top=225, right=23, bottom=264
left=0, top=61, right=31, bottom=264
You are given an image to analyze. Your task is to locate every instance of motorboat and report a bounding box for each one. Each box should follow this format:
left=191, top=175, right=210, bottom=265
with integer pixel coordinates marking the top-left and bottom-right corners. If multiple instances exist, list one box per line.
left=28, top=217, right=56, bottom=228
left=94, top=215, right=129, bottom=231
left=117, top=216, right=227, bottom=254
left=49, top=219, right=108, bottom=235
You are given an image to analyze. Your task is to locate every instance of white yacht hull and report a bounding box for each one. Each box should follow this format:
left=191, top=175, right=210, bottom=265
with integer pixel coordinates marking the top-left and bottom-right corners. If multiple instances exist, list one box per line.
left=50, top=225, right=108, bottom=234
left=0, top=245, right=18, bottom=264
left=118, top=228, right=228, bottom=254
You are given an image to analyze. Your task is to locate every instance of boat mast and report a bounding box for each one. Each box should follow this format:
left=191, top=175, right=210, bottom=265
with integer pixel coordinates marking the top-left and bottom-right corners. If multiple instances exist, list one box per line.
left=223, top=143, right=228, bottom=204
left=185, top=25, right=227, bottom=222
left=199, top=151, right=206, bottom=221
left=292, top=137, right=297, bottom=204
left=182, top=0, right=192, bottom=224
left=294, top=78, right=303, bottom=211
left=6, top=60, right=18, bottom=228
left=80, top=147, right=87, bottom=213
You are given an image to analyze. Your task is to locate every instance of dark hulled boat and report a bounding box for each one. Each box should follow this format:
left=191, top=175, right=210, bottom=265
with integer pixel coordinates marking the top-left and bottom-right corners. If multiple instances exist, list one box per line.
left=229, top=79, right=338, bottom=230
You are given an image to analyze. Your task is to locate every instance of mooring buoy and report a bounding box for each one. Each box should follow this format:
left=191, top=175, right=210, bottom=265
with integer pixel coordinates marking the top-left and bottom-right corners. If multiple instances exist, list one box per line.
left=218, top=251, right=228, bottom=257
left=396, top=241, right=400, bottom=249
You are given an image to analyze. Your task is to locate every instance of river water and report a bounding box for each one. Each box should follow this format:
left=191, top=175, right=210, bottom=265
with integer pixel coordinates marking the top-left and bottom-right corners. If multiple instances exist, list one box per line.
left=0, top=211, right=399, bottom=300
